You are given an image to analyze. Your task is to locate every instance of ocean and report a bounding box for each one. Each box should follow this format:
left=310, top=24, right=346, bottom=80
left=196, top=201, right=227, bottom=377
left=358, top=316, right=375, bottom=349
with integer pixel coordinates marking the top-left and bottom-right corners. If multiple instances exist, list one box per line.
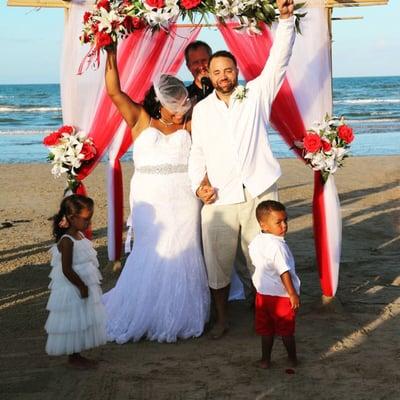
left=0, top=76, right=399, bottom=164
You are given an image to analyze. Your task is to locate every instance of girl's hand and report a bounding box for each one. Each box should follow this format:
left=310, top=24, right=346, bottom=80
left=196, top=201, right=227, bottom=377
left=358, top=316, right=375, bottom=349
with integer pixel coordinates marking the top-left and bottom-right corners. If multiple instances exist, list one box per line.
left=79, top=284, right=89, bottom=299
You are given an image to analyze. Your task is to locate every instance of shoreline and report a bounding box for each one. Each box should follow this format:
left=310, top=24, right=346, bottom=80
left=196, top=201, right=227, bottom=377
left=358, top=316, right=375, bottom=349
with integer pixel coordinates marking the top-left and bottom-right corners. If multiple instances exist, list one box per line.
left=0, top=156, right=399, bottom=399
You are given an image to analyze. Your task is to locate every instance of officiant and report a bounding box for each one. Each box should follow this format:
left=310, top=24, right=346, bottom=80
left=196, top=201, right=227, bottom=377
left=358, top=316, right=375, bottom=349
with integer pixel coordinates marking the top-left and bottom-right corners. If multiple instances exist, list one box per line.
left=184, top=41, right=213, bottom=104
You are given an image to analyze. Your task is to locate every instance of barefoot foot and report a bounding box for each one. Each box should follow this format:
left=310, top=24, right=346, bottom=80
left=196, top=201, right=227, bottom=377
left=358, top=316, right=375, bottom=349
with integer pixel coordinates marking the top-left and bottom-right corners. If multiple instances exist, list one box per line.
left=254, top=359, right=271, bottom=369
left=209, top=324, right=228, bottom=340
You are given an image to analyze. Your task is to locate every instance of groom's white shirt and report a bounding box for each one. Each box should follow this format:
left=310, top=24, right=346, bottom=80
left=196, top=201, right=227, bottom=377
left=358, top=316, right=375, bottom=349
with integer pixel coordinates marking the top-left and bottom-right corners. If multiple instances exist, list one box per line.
left=188, top=17, right=296, bottom=205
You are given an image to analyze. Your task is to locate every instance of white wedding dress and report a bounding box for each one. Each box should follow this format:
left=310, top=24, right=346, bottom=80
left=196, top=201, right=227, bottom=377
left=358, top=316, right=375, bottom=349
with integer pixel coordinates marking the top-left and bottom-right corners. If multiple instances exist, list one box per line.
left=103, top=126, right=210, bottom=343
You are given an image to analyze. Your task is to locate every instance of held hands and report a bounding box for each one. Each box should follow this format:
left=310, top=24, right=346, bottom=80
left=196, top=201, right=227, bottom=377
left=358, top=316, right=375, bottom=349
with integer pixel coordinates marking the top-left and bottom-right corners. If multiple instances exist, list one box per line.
left=196, top=174, right=217, bottom=205
left=79, top=284, right=89, bottom=299
left=277, top=0, right=294, bottom=19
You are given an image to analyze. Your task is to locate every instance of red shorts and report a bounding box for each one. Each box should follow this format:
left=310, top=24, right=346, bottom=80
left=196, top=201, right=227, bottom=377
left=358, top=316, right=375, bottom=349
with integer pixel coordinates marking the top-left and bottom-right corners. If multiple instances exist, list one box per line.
left=255, top=293, right=296, bottom=336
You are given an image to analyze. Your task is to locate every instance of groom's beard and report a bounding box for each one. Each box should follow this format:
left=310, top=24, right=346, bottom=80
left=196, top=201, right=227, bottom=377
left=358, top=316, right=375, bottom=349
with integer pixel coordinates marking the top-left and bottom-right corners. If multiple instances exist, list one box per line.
left=214, top=76, right=238, bottom=95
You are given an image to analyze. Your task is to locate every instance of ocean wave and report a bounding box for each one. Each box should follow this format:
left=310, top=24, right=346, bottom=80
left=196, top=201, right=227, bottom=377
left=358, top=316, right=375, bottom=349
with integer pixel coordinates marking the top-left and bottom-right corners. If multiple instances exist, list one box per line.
left=0, top=118, right=21, bottom=123
left=347, top=118, right=400, bottom=123
left=334, top=98, right=400, bottom=105
left=0, top=130, right=51, bottom=136
left=0, top=106, right=61, bottom=113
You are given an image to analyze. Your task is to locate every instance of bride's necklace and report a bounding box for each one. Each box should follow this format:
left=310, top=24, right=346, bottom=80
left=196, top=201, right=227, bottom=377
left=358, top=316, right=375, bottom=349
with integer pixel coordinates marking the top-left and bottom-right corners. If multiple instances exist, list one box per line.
left=159, top=117, right=174, bottom=126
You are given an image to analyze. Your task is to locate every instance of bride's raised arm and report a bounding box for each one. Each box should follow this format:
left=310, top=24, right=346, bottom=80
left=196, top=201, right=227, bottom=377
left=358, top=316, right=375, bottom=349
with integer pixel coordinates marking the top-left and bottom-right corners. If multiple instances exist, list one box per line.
left=105, top=47, right=143, bottom=129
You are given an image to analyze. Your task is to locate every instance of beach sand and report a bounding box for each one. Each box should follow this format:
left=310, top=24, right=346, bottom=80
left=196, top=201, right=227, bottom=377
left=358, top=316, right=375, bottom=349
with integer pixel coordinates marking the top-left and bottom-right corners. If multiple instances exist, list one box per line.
left=0, top=156, right=399, bottom=400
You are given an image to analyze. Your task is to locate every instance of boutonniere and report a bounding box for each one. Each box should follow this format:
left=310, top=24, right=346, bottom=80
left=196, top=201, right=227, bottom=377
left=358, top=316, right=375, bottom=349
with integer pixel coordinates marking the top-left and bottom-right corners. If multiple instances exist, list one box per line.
left=233, top=85, right=248, bottom=102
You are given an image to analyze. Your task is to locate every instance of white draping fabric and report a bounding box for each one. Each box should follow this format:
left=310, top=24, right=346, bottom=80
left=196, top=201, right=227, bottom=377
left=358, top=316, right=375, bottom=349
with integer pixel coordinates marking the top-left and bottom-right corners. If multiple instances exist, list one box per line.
left=285, top=4, right=340, bottom=295
left=61, top=1, right=104, bottom=130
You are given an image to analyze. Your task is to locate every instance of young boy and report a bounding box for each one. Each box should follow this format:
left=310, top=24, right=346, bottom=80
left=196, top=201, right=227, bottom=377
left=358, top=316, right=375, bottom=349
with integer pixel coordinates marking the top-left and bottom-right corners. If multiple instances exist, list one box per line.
left=249, top=200, right=300, bottom=369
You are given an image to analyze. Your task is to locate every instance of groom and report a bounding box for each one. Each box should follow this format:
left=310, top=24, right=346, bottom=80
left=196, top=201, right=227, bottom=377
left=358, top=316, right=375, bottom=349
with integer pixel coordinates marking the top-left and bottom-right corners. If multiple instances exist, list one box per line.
left=188, top=0, right=296, bottom=338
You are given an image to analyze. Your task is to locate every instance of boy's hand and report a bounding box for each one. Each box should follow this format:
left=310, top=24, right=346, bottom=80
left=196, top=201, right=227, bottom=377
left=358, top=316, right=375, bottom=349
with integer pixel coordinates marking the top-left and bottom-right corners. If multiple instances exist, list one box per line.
left=289, top=293, right=300, bottom=311
left=79, top=284, right=89, bottom=299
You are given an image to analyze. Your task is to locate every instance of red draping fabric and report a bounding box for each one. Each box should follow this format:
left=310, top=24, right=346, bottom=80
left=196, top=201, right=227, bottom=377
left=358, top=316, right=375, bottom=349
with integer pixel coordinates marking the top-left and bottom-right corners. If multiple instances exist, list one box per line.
left=218, top=22, right=306, bottom=158
left=312, top=171, right=333, bottom=296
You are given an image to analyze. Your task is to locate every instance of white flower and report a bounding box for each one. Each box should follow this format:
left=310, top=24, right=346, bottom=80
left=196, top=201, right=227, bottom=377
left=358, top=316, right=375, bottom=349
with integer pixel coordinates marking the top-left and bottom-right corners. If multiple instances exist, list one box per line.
left=142, top=0, right=179, bottom=28
left=51, top=163, right=69, bottom=178
left=93, top=8, right=124, bottom=33
left=233, top=85, right=248, bottom=101
left=303, top=114, right=353, bottom=182
left=215, top=0, right=244, bottom=18
left=44, top=125, right=96, bottom=185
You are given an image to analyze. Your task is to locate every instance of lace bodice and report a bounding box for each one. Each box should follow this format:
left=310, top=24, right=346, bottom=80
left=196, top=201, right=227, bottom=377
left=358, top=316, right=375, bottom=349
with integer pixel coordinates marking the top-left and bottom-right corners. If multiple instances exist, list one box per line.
left=133, top=127, right=191, bottom=171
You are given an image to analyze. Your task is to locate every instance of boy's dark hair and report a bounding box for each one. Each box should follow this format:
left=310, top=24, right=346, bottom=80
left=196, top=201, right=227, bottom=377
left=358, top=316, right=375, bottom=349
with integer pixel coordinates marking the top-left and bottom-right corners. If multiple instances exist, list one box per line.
left=256, top=200, right=286, bottom=222
left=208, top=50, right=237, bottom=68
left=184, top=40, right=212, bottom=64
left=53, top=194, right=94, bottom=242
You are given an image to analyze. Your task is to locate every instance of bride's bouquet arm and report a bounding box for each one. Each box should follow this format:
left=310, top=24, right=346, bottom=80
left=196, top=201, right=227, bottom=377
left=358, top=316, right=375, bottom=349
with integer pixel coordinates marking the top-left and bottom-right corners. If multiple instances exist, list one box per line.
left=105, top=46, right=143, bottom=129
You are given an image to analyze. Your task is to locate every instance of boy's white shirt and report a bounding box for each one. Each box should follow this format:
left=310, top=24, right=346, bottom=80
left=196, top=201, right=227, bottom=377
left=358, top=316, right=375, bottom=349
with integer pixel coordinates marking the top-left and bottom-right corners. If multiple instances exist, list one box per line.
left=249, top=232, right=300, bottom=297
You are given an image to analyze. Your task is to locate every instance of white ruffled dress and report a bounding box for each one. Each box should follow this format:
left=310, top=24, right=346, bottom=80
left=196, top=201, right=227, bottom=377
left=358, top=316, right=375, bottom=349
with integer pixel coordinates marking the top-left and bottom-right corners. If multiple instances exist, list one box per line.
left=45, top=233, right=107, bottom=355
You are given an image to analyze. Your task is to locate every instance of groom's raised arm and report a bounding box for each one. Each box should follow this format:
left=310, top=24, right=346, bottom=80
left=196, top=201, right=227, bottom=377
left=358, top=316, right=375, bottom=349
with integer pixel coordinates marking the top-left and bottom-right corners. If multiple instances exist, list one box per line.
left=254, top=2, right=296, bottom=116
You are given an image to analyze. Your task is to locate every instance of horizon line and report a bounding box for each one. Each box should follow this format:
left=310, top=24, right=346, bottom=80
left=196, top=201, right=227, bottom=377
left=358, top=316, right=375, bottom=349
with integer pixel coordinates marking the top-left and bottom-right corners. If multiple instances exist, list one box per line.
left=1, top=74, right=399, bottom=85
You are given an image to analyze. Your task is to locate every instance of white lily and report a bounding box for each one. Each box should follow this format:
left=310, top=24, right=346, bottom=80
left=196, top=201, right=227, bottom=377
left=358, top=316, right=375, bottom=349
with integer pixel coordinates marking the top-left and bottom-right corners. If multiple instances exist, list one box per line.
left=93, top=8, right=124, bottom=33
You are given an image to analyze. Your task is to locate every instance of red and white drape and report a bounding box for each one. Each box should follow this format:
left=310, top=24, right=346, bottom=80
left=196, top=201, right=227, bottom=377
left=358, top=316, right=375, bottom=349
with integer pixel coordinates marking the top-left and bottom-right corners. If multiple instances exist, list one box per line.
left=61, top=2, right=340, bottom=296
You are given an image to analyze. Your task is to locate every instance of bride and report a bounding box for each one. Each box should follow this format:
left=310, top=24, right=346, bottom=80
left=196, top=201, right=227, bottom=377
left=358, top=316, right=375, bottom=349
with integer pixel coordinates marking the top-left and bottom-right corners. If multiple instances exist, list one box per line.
left=102, top=47, right=210, bottom=343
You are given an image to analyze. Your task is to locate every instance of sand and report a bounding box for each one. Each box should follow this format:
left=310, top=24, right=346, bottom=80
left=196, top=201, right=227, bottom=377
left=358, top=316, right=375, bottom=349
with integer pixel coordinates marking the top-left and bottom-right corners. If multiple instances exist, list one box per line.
left=0, top=156, right=399, bottom=400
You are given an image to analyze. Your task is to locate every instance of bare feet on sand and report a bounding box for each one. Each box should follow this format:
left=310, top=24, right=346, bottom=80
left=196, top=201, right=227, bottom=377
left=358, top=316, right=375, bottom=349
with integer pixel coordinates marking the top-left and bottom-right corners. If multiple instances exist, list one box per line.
left=255, top=359, right=271, bottom=369
left=209, top=324, right=228, bottom=340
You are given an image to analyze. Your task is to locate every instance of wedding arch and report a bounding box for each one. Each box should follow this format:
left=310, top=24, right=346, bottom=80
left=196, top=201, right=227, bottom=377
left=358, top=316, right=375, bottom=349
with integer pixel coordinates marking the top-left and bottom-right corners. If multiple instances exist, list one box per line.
left=8, top=0, right=389, bottom=299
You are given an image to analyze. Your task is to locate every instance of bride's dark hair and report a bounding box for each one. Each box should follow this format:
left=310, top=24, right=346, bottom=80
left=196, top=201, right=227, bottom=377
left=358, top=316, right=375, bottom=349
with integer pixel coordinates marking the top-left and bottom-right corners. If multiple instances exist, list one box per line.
left=143, top=86, right=161, bottom=119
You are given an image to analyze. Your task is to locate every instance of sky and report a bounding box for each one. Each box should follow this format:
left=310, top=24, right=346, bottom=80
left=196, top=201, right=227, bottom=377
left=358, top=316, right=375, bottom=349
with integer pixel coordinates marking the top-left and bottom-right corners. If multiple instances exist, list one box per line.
left=0, top=1, right=399, bottom=84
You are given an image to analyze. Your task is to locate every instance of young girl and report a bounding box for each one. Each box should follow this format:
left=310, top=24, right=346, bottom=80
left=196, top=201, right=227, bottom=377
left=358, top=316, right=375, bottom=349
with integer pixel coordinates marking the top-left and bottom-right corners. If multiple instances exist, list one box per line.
left=45, top=194, right=107, bottom=368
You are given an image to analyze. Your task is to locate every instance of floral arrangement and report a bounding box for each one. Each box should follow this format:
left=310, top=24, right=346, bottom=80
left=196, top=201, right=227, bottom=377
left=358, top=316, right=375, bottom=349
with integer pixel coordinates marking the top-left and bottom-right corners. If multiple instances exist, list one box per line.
left=80, top=0, right=305, bottom=68
left=296, top=115, right=354, bottom=183
left=43, top=126, right=97, bottom=192
left=233, top=85, right=248, bottom=101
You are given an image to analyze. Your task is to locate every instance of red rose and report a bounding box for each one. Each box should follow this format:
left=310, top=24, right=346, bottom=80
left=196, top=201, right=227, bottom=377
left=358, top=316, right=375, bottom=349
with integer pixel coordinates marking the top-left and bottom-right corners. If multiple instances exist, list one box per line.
left=95, top=31, right=113, bottom=49
left=146, top=0, right=165, bottom=8
left=321, top=139, right=332, bottom=152
left=132, top=17, right=144, bottom=30
left=58, top=125, right=74, bottom=135
left=96, top=0, right=110, bottom=11
left=81, top=143, right=96, bottom=161
left=180, top=0, right=201, bottom=10
left=80, top=34, right=90, bottom=44
left=43, top=131, right=61, bottom=146
left=303, top=132, right=322, bottom=153
left=91, top=23, right=99, bottom=34
left=83, top=11, right=92, bottom=24
left=338, top=125, right=354, bottom=144
left=122, top=16, right=133, bottom=31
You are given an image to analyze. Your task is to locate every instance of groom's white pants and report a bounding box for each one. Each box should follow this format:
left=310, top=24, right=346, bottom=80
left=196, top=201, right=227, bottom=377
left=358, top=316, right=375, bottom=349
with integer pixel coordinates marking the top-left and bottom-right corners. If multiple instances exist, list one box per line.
left=201, top=184, right=278, bottom=290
